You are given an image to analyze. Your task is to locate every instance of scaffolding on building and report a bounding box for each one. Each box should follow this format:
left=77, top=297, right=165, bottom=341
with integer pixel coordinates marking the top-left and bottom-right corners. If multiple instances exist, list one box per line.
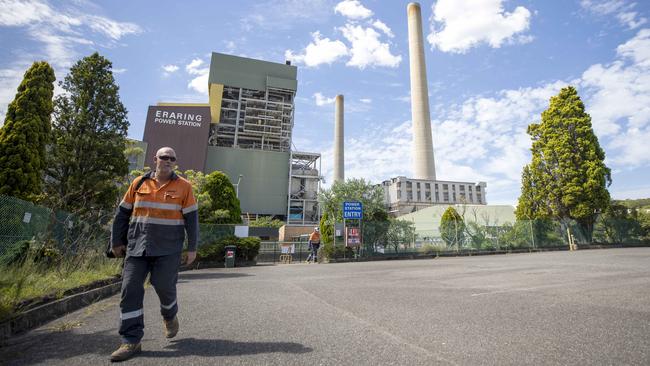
left=208, top=86, right=294, bottom=152
left=287, top=151, right=321, bottom=225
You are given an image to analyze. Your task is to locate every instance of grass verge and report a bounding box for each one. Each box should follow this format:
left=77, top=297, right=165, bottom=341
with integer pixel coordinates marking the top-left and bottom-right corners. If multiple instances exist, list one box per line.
left=0, top=252, right=122, bottom=322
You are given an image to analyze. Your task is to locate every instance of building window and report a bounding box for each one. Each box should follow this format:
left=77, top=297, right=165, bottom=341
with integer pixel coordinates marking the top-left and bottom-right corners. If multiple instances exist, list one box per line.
left=477, top=193, right=482, bottom=202
left=443, top=184, right=448, bottom=190
left=435, top=192, right=439, bottom=202
left=460, top=185, right=465, bottom=191
left=452, top=185, right=456, bottom=191
left=435, top=184, right=439, bottom=189
left=417, top=191, right=421, bottom=201
left=425, top=183, right=430, bottom=190
left=476, top=186, right=481, bottom=191
left=407, top=191, right=413, bottom=201
left=443, top=192, right=449, bottom=201
left=453, top=193, right=456, bottom=201
left=425, top=191, right=431, bottom=201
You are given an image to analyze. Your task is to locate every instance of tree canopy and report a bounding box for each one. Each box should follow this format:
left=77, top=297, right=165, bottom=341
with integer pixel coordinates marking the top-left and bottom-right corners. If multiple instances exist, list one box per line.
left=199, top=171, right=242, bottom=224
left=43, top=53, right=129, bottom=213
left=515, top=86, right=611, bottom=241
left=0, top=62, right=55, bottom=201
left=440, top=206, right=465, bottom=249
left=318, top=178, right=386, bottom=221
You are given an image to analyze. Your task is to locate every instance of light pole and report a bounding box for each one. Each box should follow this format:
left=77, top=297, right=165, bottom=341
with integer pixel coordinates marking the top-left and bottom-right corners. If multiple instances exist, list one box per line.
left=235, top=174, right=243, bottom=198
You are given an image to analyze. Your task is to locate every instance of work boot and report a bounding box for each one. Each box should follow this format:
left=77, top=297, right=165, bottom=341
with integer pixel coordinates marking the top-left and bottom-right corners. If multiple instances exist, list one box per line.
left=110, top=343, right=141, bottom=362
left=164, top=316, right=179, bottom=338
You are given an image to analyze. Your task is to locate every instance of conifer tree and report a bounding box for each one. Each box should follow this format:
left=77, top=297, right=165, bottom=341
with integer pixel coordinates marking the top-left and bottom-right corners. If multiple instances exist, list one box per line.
left=199, top=171, right=242, bottom=224
left=44, top=53, right=129, bottom=213
left=515, top=86, right=611, bottom=241
left=440, top=206, right=465, bottom=249
left=0, top=62, right=55, bottom=201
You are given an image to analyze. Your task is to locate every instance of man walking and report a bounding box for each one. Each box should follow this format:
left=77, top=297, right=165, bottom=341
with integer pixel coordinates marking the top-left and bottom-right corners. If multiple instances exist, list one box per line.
left=109, top=147, right=198, bottom=362
left=307, top=227, right=321, bottom=263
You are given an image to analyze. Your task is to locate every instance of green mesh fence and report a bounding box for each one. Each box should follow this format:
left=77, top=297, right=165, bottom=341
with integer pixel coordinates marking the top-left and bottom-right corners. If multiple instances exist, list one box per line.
left=0, top=195, right=114, bottom=264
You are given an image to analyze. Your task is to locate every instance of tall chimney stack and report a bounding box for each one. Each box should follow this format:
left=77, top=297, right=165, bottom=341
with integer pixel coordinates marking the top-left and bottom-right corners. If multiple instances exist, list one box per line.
left=407, top=2, right=436, bottom=180
left=333, top=94, right=345, bottom=183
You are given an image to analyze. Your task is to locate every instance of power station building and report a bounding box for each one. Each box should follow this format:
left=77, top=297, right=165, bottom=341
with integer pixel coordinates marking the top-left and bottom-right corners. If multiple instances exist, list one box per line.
left=142, top=52, right=321, bottom=225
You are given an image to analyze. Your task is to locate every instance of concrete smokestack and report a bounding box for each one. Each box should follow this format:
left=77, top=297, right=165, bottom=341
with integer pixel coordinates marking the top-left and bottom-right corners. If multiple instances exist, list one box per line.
left=407, top=2, right=436, bottom=180
left=333, top=94, right=344, bottom=183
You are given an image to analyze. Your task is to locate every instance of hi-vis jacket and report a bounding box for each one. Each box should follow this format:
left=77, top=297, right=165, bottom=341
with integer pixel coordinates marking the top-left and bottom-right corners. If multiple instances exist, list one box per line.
left=111, top=171, right=199, bottom=256
left=309, top=231, right=321, bottom=244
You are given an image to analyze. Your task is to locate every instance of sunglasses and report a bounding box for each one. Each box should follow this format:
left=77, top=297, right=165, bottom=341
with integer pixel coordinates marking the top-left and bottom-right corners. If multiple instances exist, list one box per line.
left=157, top=155, right=176, bottom=162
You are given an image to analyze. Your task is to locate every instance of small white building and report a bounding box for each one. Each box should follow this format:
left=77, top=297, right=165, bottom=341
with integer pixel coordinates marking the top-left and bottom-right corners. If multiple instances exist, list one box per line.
left=381, top=176, right=487, bottom=216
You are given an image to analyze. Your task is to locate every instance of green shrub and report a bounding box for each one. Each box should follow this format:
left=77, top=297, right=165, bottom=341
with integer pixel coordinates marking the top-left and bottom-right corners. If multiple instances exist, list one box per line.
left=196, top=235, right=260, bottom=262
left=418, top=243, right=446, bottom=255
left=0, top=240, right=32, bottom=266
left=237, top=237, right=260, bottom=261
left=197, top=240, right=225, bottom=261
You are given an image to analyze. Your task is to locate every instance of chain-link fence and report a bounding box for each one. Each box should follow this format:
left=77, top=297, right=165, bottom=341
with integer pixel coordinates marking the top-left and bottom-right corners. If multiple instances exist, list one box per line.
left=0, top=195, right=115, bottom=263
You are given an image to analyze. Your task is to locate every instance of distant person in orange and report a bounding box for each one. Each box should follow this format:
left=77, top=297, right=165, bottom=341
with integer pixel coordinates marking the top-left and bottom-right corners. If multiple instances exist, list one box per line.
left=306, top=227, right=321, bottom=263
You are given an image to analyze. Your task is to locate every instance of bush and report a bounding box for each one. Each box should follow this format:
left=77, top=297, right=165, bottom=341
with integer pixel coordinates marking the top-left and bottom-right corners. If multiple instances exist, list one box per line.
left=196, top=235, right=260, bottom=262
left=238, top=237, right=260, bottom=261
left=418, top=243, right=446, bottom=255
left=197, top=241, right=225, bottom=262
left=0, top=240, right=32, bottom=266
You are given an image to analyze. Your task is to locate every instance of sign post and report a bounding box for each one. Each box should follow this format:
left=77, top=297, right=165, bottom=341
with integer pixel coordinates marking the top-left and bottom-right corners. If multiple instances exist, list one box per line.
left=342, top=202, right=363, bottom=258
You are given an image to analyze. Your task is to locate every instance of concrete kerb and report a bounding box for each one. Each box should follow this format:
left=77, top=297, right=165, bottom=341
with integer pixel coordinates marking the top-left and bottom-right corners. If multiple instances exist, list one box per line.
left=0, top=280, right=122, bottom=342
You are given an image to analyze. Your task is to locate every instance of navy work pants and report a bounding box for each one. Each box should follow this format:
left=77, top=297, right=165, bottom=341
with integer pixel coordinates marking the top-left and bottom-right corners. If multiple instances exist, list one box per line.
left=118, top=253, right=181, bottom=344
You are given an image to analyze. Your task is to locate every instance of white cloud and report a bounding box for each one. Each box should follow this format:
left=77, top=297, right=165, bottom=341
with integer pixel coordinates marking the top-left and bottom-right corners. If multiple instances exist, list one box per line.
left=185, top=59, right=205, bottom=74
left=285, top=31, right=349, bottom=67
left=427, top=0, right=532, bottom=53
left=616, top=28, right=650, bottom=67
left=112, top=68, right=127, bottom=74
left=372, top=19, right=394, bottom=38
left=83, top=14, right=141, bottom=40
left=580, top=0, right=647, bottom=29
left=162, top=64, right=179, bottom=73
left=339, top=24, right=401, bottom=69
left=185, top=59, right=209, bottom=94
left=334, top=0, right=373, bottom=20
left=314, top=92, right=336, bottom=106
left=360, top=98, right=372, bottom=103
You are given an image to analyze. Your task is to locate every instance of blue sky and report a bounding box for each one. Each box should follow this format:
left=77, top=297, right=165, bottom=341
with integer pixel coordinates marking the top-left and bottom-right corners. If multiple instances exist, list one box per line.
left=1, top=0, right=649, bottom=205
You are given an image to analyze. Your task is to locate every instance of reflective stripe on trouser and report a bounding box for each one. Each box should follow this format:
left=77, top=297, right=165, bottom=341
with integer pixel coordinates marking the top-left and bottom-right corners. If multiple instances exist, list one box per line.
left=119, top=252, right=181, bottom=344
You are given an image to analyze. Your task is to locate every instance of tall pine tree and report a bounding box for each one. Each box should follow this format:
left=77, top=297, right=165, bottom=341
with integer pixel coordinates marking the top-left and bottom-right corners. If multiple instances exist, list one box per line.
left=44, top=53, right=129, bottom=213
left=515, top=86, right=611, bottom=242
left=0, top=62, right=55, bottom=201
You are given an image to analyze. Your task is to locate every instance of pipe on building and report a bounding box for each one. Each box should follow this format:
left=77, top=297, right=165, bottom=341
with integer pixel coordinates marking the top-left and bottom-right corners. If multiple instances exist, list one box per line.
left=407, top=2, right=436, bottom=180
left=333, top=94, right=344, bottom=183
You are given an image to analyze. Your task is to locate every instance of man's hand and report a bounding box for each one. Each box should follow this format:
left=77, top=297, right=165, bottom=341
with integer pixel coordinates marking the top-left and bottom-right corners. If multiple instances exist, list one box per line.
left=185, top=251, right=197, bottom=265
left=112, top=245, right=126, bottom=258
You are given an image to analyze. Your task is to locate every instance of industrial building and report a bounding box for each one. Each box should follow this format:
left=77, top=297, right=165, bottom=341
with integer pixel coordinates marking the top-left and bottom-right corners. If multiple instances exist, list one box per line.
left=382, top=177, right=487, bottom=216
left=376, top=3, right=487, bottom=216
left=141, top=52, right=321, bottom=225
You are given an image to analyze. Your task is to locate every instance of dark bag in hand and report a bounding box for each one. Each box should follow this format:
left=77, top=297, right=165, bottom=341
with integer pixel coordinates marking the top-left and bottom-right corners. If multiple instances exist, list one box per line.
left=106, top=175, right=149, bottom=258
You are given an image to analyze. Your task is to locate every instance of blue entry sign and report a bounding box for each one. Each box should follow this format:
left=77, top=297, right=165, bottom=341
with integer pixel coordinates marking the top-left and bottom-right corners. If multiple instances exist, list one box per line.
left=343, top=201, right=363, bottom=219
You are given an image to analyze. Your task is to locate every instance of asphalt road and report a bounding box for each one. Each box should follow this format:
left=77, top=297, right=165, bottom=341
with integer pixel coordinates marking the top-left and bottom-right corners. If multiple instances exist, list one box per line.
left=2, top=248, right=649, bottom=365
